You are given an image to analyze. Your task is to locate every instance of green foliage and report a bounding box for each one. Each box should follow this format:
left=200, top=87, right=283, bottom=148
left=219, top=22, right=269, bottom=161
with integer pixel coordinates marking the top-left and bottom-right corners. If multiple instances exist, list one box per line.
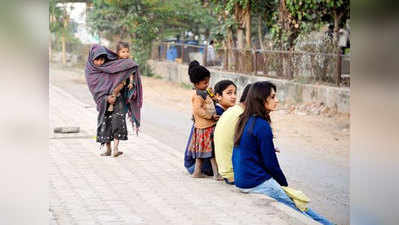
left=87, top=0, right=218, bottom=75
left=265, top=0, right=348, bottom=50
left=49, top=0, right=63, bottom=34
left=50, top=1, right=83, bottom=50
left=85, top=0, right=349, bottom=70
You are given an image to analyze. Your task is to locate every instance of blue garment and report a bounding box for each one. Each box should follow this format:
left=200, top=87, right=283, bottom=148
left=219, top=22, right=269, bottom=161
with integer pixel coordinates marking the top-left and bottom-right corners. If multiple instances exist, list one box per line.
left=183, top=124, right=213, bottom=176
left=166, top=46, right=177, bottom=61
left=215, top=104, right=225, bottom=116
left=232, top=116, right=288, bottom=188
left=240, top=178, right=334, bottom=225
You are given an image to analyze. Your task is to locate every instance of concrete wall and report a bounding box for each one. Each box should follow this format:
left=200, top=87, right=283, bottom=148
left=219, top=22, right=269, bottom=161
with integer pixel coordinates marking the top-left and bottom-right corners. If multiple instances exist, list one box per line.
left=148, top=60, right=350, bottom=113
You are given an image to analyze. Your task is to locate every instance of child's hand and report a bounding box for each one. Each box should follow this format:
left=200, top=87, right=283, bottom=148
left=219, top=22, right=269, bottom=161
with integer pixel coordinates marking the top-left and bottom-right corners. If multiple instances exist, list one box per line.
left=207, top=87, right=215, bottom=97
left=212, top=114, right=220, bottom=121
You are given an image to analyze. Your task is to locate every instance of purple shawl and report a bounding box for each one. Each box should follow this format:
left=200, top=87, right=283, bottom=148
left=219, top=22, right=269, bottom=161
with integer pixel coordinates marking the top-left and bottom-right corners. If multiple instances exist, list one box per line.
left=85, top=44, right=143, bottom=131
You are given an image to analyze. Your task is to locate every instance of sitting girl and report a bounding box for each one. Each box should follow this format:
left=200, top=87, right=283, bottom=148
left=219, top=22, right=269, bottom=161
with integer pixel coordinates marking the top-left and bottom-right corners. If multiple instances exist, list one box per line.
left=213, top=80, right=237, bottom=115
left=232, top=81, right=334, bottom=225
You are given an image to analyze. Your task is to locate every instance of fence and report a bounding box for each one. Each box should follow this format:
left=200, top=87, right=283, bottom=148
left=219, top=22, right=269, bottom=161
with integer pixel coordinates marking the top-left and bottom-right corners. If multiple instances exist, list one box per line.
left=151, top=42, right=350, bottom=87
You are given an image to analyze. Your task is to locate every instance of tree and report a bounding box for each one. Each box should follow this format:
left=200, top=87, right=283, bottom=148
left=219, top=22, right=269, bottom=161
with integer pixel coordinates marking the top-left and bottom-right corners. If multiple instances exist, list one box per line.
left=211, top=0, right=255, bottom=72
left=87, top=0, right=218, bottom=74
left=87, top=0, right=163, bottom=73
left=49, top=0, right=72, bottom=64
left=323, top=0, right=350, bottom=85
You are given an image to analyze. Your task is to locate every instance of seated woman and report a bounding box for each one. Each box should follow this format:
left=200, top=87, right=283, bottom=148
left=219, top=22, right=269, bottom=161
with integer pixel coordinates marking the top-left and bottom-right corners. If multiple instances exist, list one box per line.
left=214, top=84, right=251, bottom=185
left=232, top=81, right=334, bottom=225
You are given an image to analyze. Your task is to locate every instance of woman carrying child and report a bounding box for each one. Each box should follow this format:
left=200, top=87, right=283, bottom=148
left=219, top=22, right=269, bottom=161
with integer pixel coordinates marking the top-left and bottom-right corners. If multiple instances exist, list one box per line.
left=85, top=44, right=142, bottom=157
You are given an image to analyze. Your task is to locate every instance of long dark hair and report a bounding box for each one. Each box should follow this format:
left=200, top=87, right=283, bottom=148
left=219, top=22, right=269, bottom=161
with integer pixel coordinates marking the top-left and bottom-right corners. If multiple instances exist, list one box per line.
left=240, top=83, right=252, bottom=103
left=234, top=81, right=276, bottom=146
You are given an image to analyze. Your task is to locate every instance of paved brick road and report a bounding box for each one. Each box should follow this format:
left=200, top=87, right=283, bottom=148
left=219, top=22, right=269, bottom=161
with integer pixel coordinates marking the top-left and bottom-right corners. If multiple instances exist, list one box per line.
left=49, top=85, right=319, bottom=225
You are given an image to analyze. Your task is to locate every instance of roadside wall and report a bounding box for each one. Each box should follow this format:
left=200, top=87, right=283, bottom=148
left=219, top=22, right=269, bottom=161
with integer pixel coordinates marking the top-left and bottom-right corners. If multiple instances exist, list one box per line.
left=148, top=60, right=350, bottom=113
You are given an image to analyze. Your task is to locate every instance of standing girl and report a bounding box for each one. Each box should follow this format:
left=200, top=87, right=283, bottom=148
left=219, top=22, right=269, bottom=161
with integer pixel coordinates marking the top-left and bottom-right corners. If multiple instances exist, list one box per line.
left=186, top=60, right=221, bottom=179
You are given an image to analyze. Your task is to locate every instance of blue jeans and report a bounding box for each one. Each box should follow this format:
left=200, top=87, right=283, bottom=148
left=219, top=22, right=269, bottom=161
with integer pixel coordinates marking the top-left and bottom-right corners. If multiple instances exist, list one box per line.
left=240, top=178, right=334, bottom=225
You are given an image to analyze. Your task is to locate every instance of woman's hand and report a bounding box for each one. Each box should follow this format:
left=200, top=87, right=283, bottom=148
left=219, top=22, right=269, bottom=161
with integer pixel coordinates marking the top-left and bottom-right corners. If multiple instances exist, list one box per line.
left=212, top=114, right=220, bottom=121
left=128, top=83, right=134, bottom=90
left=107, top=95, right=116, bottom=104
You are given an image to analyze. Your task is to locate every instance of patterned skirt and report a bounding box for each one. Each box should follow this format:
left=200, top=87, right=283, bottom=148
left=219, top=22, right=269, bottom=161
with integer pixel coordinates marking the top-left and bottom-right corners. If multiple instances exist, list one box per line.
left=97, top=96, right=128, bottom=144
left=187, top=126, right=215, bottom=159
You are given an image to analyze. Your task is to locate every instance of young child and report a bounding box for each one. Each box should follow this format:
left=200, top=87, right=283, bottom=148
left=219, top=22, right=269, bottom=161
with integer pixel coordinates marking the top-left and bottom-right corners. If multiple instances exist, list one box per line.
left=114, top=41, right=141, bottom=135
left=186, top=60, right=222, bottom=179
left=213, top=80, right=237, bottom=115
left=115, top=41, right=135, bottom=90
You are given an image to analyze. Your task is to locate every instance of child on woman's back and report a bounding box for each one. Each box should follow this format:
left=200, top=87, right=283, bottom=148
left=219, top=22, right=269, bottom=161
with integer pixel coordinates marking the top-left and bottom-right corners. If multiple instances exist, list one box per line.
left=213, top=80, right=237, bottom=115
left=186, top=60, right=222, bottom=180
left=114, top=41, right=141, bottom=135
left=115, top=41, right=135, bottom=90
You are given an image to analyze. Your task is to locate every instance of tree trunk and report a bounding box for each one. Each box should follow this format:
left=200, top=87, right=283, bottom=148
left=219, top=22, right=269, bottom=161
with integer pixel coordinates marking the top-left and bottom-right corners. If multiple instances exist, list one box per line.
left=227, top=28, right=234, bottom=71
left=277, top=0, right=288, bottom=77
left=61, top=35, right=66, bottom=65
left=223, top=40, right=228, bottom=70
left=334, top=11, right=343, bottom=86
left=257, top=16, right=265, bottom=50
left=257, top=16, right=268, bottom=76
left=236, top=28, right=245, bottom=50
left=49, top=36, right=52, bottom=63
left=245, top=9, right=251, bottom=49
left=62, top=8, right=68, bottom=65
left=235, top=3, right=245, bottom=73
left=244, top=6, right=253, bottom=73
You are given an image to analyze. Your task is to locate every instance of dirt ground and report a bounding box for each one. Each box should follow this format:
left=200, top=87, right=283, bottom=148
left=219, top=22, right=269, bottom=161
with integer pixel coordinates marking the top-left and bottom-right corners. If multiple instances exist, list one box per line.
left=141, top=76, right=350, bottom=159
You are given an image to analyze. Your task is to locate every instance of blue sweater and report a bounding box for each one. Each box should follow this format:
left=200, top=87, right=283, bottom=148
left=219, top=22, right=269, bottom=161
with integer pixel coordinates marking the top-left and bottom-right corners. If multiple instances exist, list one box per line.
left=232, top=116, right=288, bottom=188
left=215, top=104, right=225, bottom=116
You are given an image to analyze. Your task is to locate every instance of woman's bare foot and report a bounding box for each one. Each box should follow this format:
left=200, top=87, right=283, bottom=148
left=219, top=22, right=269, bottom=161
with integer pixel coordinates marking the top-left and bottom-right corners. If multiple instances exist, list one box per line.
left=113, top=151, right=123, bottom=157
left=100, top=152, right=111, bottom=156
left=192, top=173, right=206, bottom=178
left=101, top=143, right=112, bottom=156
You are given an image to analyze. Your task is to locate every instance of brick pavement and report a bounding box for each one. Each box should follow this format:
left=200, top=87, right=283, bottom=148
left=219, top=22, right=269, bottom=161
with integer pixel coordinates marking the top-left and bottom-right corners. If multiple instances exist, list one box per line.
left=49, top=85, right=319, bottom=225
